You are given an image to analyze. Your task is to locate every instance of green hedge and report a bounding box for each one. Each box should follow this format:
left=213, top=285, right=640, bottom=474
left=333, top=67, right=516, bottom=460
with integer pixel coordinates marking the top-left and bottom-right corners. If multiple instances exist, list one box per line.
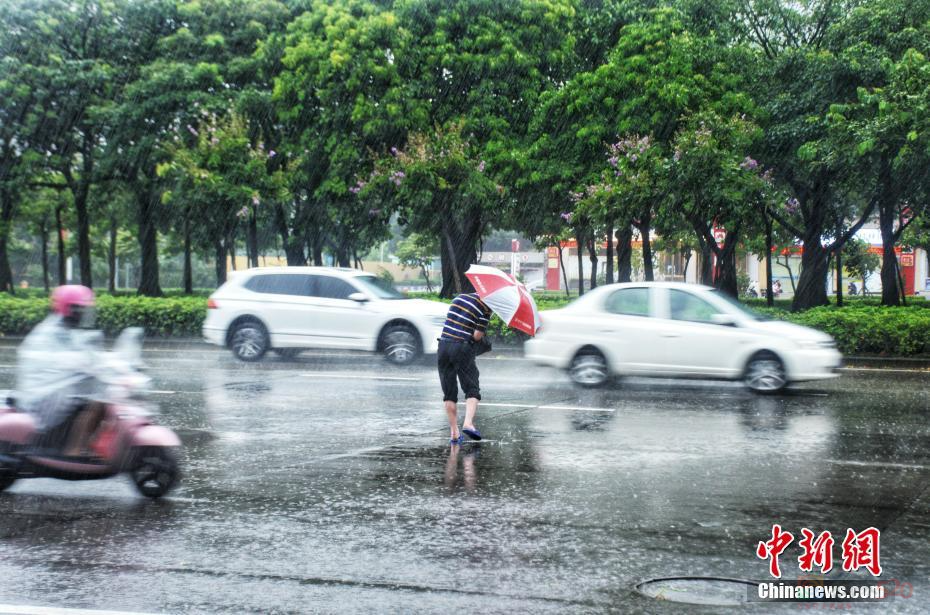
left=1, top=294, right=927, bottom=356
left=757, top=305, right=930, bottom=356
left=0, top=295, right=207, bottom=338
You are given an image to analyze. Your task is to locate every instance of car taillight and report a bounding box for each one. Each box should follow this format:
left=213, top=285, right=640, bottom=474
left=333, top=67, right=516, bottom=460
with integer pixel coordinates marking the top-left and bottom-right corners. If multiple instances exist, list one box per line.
left=207, top=298, right=218, bottom=309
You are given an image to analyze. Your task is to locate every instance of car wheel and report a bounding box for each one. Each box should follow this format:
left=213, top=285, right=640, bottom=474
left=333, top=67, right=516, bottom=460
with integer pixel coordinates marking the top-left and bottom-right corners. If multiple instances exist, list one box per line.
left=0, top=464, right=16, bottom=493
left=273, top=348, right=302, bottom=360
left=569, top=349, right=609, bottom=388
left=229, top=321, right=268, bottom=362
left=744, top=351, right=787, bottom=394
left=130, top=446, right=179, bottom=499
left=381, top=325, right=421, bottom=366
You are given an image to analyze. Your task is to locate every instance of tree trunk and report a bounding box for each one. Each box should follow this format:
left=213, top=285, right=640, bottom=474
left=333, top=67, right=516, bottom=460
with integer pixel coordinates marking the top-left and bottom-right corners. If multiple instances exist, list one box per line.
left=615, top=225, right=632, bottom=283
left=835, top=224, right=843, bottom=308
left=229, top=234, right=237, bottom=271
left=0, top=193, right=14, bottom=293
left=215, top=240, right=227, bottom=286
left=637, top=213, right=654, bottom=281
left=183, top=217, right=193, bottom=295
left=55, top=204, right=66, bottom=285
left=587, top=237, right=598, bottom=289
left=605, top=225, right=614, bottom=284
left=765, top=216, right=774, bottom=307
left=40, top=215, right=50, bottom=293
left=557, top=243, right=570, bottom=297
left=274, top=202, right=306, bottom=265
left=247, top=212, right=259, bottom=269
left=791, top=238, right=830, bottom=311
left=73, top=183, right=92, bottom=288
left=439, top=216, right=479, bottom=299
left=698, top=235, right=714, bottom=286
left=878, top=202, right=900, bottom=306
left=64, top=141, right=94, bottom=288
left=714, top=238, right=739, bottom=298
left=136, top=187, right=162, bottom=297
left=575, top=229, right=585, bottom=295
left=108, top=214, right=117, bottom=293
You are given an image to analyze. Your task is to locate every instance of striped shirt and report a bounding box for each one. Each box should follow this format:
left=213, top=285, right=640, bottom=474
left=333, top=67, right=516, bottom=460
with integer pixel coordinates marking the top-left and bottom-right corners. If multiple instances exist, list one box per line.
left=440, top=293, right=491, bottom=342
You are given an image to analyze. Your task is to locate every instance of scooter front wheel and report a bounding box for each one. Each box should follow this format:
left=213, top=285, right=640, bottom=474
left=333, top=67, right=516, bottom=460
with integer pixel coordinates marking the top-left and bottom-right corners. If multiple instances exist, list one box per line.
left=0, top=470, right=15, bottom=493
left=129, top=446, right=179, bottom=499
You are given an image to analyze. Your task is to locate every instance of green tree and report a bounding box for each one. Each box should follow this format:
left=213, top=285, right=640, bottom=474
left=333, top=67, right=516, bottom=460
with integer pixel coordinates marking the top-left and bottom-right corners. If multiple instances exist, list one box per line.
left=395, top=232, right=437, bottom=292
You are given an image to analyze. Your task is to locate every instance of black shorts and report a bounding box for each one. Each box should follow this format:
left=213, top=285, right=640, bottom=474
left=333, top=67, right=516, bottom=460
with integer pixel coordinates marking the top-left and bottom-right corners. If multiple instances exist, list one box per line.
left=437, top=340, right=481, bottom=402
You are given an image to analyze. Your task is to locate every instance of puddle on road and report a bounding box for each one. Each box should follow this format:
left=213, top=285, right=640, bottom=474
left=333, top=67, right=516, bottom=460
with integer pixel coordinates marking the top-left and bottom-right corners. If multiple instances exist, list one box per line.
left=636, top=576, right=759, bottom=606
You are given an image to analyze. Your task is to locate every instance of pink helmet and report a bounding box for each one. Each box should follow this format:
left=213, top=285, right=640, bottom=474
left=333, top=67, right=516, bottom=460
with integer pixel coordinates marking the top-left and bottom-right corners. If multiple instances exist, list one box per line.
left=51, top=285, right=95, bottom=318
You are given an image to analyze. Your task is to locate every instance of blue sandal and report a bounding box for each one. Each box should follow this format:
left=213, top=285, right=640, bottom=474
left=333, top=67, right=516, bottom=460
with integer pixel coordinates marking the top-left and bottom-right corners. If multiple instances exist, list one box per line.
left=450, top=434, right=464, bottom=445
left=462, top=427, right=482, bottom=441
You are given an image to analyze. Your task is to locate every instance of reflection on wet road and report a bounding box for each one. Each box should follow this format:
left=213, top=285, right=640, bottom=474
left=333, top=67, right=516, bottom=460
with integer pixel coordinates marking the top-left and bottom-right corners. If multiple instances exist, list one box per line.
left=0, top=342, right=928, bottom=613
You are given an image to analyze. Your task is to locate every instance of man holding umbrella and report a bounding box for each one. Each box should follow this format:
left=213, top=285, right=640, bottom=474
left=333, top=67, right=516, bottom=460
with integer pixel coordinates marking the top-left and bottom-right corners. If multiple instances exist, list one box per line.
left=438, top=291, right=492, bottom=444
left=439, top=265, right=542, bottom=444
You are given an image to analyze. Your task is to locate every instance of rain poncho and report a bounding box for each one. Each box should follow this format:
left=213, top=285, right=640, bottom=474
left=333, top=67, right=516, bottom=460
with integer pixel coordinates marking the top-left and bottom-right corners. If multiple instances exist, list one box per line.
left=15, top=315, right=103, bottom=430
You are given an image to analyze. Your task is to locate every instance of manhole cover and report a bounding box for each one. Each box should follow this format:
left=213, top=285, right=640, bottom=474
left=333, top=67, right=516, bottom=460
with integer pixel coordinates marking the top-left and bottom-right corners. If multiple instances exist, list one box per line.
left=636, top=577, right=759, bottom=606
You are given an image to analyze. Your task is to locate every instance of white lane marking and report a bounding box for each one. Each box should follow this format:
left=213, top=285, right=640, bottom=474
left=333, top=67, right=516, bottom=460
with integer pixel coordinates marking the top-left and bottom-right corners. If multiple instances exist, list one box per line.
left=826, top=459, right=930, bottom=471
left=424, top=401, right=615, bottom=413
left=301, top=372, right=421, bottom=382
left=842, top=367, right=929, bottom=374
left=149, top=390, right=177, bottom=395
left=0, top=606, right=161, bottom=615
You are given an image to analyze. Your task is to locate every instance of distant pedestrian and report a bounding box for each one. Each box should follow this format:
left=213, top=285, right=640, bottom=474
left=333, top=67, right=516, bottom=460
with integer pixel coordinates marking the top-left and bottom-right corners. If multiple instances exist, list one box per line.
left=438, top=292, right=492, bottom=443
left=773, top=280, right=783, bottom=297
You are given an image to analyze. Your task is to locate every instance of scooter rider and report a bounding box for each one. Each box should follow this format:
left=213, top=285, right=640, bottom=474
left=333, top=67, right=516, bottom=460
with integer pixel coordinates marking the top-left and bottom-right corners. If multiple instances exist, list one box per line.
left=14, top=285, right=105, bottom=457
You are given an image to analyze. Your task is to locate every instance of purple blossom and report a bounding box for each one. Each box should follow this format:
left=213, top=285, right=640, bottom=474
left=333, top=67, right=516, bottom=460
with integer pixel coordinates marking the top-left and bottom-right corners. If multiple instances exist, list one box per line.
left=186, top=124, right=198, bottom=137
left=390, top=170, right=405, bottom=186
left=785, top=197, right=800, bottom=214
left=478, top=160, right=486, bottom=173
left=560, top=212, right=573, bottom=223
left=740, top=156, right=759, bottom=171
left=607, top=156, right=619, bottom=168
left=268, top=150, right=276, bottom=158
left=390, top=146, right=398, bottom=156
left=237, top=206, right=249, bottom=218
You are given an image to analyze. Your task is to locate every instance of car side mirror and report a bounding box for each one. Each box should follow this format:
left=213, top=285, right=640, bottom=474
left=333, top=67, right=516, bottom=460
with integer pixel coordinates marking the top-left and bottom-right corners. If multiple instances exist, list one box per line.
left=711, top=313, right=738, bottom=327
left=348, top=292, right=368, bottom=303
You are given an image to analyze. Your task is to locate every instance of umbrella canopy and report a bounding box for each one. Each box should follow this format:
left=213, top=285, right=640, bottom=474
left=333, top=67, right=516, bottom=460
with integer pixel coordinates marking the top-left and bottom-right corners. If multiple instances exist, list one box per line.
left=465, top=264, right=541, bottom=336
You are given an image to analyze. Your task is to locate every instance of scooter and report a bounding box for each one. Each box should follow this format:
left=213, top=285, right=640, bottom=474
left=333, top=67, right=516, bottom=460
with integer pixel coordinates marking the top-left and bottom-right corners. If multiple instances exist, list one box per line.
left=0, top=328, right=181, bottom=499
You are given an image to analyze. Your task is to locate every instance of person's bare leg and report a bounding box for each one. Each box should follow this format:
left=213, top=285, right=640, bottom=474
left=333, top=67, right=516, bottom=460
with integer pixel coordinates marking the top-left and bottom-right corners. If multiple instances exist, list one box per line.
left=445, top=401, right=460, bottom=440
left=462, top=397, right=478, bottom=432
left=63, top=410, right=91, bottom=456
left=63, top=403, right=105, bottom=456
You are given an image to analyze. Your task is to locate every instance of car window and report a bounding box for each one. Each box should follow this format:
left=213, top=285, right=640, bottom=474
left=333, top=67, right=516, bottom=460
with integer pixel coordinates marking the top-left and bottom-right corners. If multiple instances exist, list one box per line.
left=605, top=287, right=650, bottom=316
left=354, top=275, right=404, bottom=299
left=245, top=274, right=311, bottom=296
left=313, top=276, right=357, bottom=300
left=668, top=289, right=722, bottom=323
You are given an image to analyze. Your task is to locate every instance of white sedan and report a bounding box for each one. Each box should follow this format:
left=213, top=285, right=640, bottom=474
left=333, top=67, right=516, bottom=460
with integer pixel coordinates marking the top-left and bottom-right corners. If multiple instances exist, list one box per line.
left=203, top=267, right=449, bottom=364
left=524, top=282, right=842, bottom=393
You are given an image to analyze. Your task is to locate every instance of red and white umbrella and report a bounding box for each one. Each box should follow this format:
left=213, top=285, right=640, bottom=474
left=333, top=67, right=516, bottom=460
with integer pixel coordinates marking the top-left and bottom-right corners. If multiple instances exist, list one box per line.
left=465, top=264, right=541, bottom=336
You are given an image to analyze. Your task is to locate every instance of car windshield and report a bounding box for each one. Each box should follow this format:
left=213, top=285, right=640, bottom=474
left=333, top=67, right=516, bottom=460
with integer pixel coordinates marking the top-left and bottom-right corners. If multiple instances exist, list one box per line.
left=709, top=290, right=769, bottom=321
left=354, top=275, right=405, bottom=300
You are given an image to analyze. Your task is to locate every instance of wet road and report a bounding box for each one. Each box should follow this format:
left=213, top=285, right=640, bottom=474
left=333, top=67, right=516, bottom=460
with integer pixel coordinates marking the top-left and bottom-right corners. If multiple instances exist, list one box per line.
left=0, top=341, right=928, bottom=613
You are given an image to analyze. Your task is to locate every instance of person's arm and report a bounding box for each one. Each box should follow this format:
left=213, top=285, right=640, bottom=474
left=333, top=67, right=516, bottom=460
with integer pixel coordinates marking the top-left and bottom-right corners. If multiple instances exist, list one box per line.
left=473, top=306, right=491, bottom=341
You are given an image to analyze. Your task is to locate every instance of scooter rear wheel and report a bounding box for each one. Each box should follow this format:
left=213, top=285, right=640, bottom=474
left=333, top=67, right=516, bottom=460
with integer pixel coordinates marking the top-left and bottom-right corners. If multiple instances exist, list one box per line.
left=0, top=466, right=16, bottom=493
left=130, top=446, right=179, bottom=499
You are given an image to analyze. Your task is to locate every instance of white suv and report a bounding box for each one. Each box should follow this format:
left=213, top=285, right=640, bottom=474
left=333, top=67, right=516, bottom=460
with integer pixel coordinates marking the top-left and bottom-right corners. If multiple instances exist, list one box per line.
left=203, top=267, right=449, bottom=365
